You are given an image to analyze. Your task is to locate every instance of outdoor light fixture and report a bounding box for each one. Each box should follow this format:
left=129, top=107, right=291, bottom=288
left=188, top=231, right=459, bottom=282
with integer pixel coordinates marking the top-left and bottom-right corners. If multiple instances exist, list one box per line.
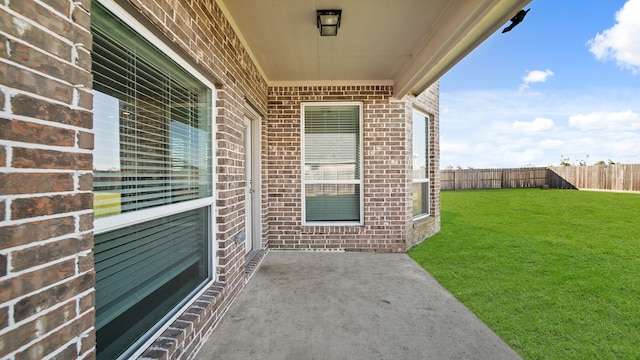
left=317, top=9, right=341, bottom=36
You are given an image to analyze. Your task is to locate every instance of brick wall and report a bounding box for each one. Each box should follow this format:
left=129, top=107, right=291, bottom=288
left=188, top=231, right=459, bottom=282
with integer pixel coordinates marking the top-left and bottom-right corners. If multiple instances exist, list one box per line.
left=119, top=0, right=270, bottom=359
left=407, top=83, right=441, bottom=247
left=1, top=0, right=270, bottom=359
left=267, top=85, right=439, bottom=252
left=1, top=0, right=441, bottom=358
left=0, top=1, right=95, bottom=359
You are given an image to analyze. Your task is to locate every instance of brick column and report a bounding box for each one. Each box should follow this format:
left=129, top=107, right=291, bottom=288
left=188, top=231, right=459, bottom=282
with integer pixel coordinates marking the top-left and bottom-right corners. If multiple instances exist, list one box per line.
left=0, top=1, right=95, bottom=359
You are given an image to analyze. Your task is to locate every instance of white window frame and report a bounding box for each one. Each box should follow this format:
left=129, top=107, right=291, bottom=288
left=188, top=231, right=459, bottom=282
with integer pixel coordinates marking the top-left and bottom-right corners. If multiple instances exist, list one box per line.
left=301, top=102, right=364, bottom=226
left=93, top=1, right=217, bottom=358
left=412, top=108, right=430, bottom=219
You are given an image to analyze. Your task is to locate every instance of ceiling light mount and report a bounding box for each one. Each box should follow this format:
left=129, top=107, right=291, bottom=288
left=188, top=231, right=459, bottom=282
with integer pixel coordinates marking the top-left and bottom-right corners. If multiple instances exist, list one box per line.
left=317, top=9, right=342, bottom=36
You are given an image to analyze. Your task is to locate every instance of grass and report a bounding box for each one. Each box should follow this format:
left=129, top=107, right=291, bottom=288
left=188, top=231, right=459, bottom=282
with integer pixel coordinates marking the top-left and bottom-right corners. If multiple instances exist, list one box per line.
left=94, top=192, right=122, bottom=218
left=409, top=188, right=640, bottom=360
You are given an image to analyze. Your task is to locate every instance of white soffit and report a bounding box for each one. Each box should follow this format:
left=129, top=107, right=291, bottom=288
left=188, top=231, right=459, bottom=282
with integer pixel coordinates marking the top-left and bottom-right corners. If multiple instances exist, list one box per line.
left=216, top=0, right=531, bottom=97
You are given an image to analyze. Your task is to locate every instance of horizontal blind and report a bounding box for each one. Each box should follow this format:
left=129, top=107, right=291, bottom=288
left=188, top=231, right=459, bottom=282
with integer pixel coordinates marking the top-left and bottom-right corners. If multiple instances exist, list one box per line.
left=304, top=104, right=361, bottom=222
left=304, top=105, right=360, bottom=181
left=94, top=207, right=207, bottom=330
left=92, top=4, right=212, bottom=218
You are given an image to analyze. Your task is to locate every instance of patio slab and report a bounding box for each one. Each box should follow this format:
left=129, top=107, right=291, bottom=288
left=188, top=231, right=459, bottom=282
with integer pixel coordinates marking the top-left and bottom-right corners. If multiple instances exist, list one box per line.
left=195, top=251, right=522, bottom=360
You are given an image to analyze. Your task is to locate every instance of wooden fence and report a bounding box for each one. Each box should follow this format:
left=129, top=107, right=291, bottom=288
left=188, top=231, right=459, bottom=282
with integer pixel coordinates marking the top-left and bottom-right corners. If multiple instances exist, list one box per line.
left=441, top=164, right=640, bottom=192
left=548, top=164, right=640, bottom=192
left=441, top=167, right=548, bottom=190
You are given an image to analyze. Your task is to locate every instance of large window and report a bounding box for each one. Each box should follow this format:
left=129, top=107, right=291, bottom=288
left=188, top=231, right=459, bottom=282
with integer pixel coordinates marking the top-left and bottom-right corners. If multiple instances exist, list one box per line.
left=302, top=103, right=363, bottom=224
left=91, top=2, right=214, bottom=359
left=413, top=109, right=430, bottom=218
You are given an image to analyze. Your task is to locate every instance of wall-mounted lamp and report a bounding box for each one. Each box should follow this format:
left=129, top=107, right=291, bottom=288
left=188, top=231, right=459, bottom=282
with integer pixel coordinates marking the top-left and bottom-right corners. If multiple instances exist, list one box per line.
left=317, top=10, right=341, bottom=36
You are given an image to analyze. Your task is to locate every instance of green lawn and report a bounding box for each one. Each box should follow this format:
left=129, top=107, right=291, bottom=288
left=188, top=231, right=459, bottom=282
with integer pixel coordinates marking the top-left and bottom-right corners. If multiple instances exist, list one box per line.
left=409, top=189, right=640, bottom=360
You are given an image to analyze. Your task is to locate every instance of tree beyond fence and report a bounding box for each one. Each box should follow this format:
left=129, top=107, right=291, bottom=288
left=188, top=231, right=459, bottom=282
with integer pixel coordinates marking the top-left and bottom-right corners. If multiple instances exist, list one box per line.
left=441, top=164, right=640, bottom=192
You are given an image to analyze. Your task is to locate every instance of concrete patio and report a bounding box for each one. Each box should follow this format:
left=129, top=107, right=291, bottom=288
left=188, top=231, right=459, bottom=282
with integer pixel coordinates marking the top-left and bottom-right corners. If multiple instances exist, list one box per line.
left=195, top=251, right=522, bottom=360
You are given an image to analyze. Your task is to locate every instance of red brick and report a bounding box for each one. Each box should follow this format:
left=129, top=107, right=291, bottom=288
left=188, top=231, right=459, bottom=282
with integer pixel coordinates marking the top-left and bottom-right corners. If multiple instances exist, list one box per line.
left=0, top=254, right=6, bottom=277
left=0, top=146, right=5, bottom=166
left=79, top=328, right=95, bottom=355
left=0, top=217, right=75, bottom=250
left=11, top=147, right=92, bottom=170
left=78, top=213, right=93, bottom=231
left=15, top=310, right=94, bottom=360
left=0, top=62, right=73, bottom=104
left=11, top=94, right=92, bottom=128
left=4, top=40, right=92, bottom=87
left=0, top=118, right=75, bottom=146
left=77, top=249, right=93, bottom=273
left=14, top=272, right=94, bottom=322
left=0, top=301, right=77, bottom=358
left=11, top=236, right=92, bottom=272
left=48, top=344, right=77, bottom=360
left=78, top=290, right=95, bottom=315
left=0, top=200, right=5, bottom=221
left=39, top=0, right=71, bottom=14
left=0, top=173, right=74, bottom=195
left=0, top=306, right=7, bottom=330
left=77, top=130, right=93, bottom=149
left=11, top=193, right=92, bottom=220
left=0, top=259, right=75, bottom=303
left=78, top=173, right=92, bottom=191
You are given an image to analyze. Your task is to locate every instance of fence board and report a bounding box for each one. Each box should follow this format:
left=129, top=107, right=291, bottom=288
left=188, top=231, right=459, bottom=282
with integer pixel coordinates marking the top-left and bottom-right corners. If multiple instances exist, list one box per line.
left=441, top=165, right=640, bottom=191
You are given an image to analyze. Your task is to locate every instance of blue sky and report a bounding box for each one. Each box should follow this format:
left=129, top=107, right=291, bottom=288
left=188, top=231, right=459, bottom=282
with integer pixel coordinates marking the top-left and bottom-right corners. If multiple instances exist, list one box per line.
left=439, top=0, right=640, bottom=169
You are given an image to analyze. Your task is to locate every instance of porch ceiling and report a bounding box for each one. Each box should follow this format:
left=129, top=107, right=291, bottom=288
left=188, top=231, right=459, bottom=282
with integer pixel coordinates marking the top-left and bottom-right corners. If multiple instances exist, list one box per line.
left=217, top=0, right=531, bottom=98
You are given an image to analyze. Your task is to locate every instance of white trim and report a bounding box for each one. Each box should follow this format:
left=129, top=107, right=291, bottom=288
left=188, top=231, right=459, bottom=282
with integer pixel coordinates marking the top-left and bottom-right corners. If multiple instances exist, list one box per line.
left=244, top=102, right=263, bottom=252
left=412, top=108, right=430, bottom=218
left=126, top=277, right=216, bottom=360
left=94, top=197, right=215, bottom=234
left=301, top=102, right=364, bottom=226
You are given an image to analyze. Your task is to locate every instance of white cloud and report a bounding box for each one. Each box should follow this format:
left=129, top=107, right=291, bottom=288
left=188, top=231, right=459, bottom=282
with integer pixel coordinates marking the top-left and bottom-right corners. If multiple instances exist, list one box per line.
left=439, top=88, right=640, bottom=168
left=512, top=117, right=556, bottom=134
left=539, top=139, right=564, bottom=149
left=520, top=69, right=554, bottom=90
left=568, top=110, right=640, bottom=131
left=588, top=0, right=640, bottom=74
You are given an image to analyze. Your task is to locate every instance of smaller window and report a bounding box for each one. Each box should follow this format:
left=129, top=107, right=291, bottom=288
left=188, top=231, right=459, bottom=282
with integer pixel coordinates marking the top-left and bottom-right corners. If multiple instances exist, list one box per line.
left=412, top=109, right=430, bottom=218
left=302, top=103, right=363, bottom=225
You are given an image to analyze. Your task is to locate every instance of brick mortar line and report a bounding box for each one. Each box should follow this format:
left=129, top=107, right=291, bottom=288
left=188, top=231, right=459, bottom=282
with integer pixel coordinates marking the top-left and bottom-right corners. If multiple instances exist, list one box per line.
left=5, top=309, right=94, bottom=360
left=0, top=139, right=93, bottom=153
left=0, top=229, right=93, bottom=255
left=1, top=3, right=90, bottom=46
left=0, top=108, right=94, bottom=135
left=2, top=248, right=92, bottom=280
left=0, top=190, right=93, bottom=200
left=0, top=276, right=94, bottom=335
left=0, top=86, right=93, bottom=112
left=0, top=58, right=88, bottom=103
left=0, top=208, right=93, bottom=229
left=0, top=29, right=90, bottom=72
left=0, top=169, right=92, bottom=175
left=40, top=325, right=93, bottom=360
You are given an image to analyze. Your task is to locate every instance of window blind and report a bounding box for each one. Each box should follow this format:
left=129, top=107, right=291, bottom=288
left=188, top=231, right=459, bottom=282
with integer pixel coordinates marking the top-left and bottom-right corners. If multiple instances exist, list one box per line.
left=94, top=207, right=208, bottom=359
left=92, top=4, right=212, bottom=218
left=91, top=4, right=212, bottom=359
left=303, top=104, right=362, bottom=223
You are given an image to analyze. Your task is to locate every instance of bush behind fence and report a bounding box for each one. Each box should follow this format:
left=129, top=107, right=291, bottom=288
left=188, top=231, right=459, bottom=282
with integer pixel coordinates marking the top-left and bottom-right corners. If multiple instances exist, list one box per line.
left=441, top=164, right=640, bottom=192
